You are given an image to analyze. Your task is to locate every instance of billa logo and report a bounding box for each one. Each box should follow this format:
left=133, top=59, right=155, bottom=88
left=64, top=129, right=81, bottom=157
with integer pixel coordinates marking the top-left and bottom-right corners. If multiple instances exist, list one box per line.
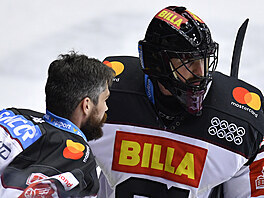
left=103, top=60, right=124, bottom=76
left=155, top=8, right=188, bottom=30
left=112, top=131, right=207, bottom=187
left=232, top=87, right=261, bottom=111
left=63, top=140, right=85, bottom=160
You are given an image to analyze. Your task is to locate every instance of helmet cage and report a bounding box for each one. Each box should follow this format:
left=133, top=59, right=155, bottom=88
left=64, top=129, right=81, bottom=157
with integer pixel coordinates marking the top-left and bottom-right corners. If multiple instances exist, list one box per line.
left=141, top=41, right=218, bottom=92
left=139, top=40, right=218, bottom=115
left=161, top=42, right=219, bottom=92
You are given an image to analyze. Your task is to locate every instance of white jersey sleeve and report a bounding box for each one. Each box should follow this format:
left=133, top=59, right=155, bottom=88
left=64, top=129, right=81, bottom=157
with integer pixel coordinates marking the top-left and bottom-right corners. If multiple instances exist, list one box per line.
left=223, top=144, right=264, bottom=198
left=97, top=172, right=115, bottom=198
left=0, top=126, right=24, bottom=197
left=0, top=126, right=23, bottom=175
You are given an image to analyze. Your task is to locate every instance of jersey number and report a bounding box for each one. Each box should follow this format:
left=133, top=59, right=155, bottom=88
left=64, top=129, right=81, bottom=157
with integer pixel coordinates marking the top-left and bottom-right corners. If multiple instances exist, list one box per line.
left=116, top=177, right=190, bottom=198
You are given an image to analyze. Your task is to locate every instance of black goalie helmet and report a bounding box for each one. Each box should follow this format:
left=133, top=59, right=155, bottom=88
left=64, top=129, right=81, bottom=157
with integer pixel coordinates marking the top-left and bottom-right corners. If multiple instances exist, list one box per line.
left=138, top=6, right=219, bottom=115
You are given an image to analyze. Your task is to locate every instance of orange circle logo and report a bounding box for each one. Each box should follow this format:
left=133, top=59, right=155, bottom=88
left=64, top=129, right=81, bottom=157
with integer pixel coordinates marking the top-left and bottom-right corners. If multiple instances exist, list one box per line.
left=103, top=61, right=124, bottom=76
left=232, top=87, right=261, bottom=111
left=63, top=140, right=85, bottom=160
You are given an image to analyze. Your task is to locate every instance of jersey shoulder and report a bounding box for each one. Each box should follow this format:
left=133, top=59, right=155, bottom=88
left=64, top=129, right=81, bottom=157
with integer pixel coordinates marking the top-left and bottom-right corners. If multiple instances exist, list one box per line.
left=0, top=108, right=45, bottom=150
left=205, top=71, right=264, bottom=134
left=103, top=56, right=160, bottom=127
left=103, top=56, right=145, bottom=95
left=8, top=108, right=45, bottom=124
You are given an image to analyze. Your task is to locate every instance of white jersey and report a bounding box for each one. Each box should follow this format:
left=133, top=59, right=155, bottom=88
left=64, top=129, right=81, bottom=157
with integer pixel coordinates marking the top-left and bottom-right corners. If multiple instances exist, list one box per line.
left=91, top=123, right=255, bottom=198
left=89, top=56, right=264, bottom=198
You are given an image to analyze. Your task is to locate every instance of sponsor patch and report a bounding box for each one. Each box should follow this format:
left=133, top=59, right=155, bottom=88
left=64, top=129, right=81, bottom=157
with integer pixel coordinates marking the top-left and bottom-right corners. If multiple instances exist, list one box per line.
left=208, top=117, right=245, bottom=145
left=104, top=60, right=124, bottom=83
left=112, top=131, right=207, bottom=188
left=231, top=87, right=261, bottom=118
left=154, top=8, right=188, bottom=30
left=63, top=139, right=85, bottom=160
left=52, top=172, right=79, bottom=191
left=83, top=145, right=90, bottom=163
left=0, top=109, right=42, bottom=149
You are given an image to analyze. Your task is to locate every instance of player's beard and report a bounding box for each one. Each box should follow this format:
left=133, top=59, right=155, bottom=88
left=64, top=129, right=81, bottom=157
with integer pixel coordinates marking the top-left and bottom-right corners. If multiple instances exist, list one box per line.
left=81, top=107, right=107, bottom=141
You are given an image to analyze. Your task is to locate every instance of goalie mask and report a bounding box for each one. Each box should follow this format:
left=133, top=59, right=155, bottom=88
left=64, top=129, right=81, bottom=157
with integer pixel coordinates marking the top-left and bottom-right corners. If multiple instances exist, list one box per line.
left=138, top=6, right=219, bottom=115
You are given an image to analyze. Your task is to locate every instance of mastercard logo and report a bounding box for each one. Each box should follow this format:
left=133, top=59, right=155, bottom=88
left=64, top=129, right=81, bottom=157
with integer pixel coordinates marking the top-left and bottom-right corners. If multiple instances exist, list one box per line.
left=63, top=139, right=85, bottom=160
left=103, top=60, right=124, bottom=76
left=232, top=87, right=261, bottom=111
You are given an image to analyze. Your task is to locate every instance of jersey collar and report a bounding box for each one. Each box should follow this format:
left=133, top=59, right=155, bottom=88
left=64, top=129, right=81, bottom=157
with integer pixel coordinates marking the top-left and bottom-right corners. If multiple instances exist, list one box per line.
left=43, top=110, right=87, bottom=142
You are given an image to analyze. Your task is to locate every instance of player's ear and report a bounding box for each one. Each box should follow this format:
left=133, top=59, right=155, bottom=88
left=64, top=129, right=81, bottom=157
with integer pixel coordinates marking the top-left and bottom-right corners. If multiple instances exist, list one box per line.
left=81, top=97, right=93, bottom=116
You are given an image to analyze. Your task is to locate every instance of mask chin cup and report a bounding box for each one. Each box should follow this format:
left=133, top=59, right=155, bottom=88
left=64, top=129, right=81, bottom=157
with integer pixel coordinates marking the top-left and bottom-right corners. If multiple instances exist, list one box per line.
left=185, top=89, right=205, bottom=116
left=160, top=79, right=206, bottom=116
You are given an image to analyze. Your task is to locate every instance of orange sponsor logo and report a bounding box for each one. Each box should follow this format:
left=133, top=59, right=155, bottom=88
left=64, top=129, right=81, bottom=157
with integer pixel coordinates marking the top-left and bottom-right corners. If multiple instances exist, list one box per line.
left=104, top=60, right=124, bottom=76
left=232, top=87, right=261, bottom=111
left=112, top=131, right=207, bottom=188
left=63, top=139, right=85, bottom=160
left=155, top=8, right=188, bottom=30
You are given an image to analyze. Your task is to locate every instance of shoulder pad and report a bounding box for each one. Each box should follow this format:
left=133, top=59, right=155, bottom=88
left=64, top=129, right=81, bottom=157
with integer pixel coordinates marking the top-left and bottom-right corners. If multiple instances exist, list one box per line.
left=8, top=108, right=45, bottom=125
left=0, top=108, right=43, bottom=149
left=103, top=56, right=145, bottom=95
left=204, top=71, right=264, bottom=134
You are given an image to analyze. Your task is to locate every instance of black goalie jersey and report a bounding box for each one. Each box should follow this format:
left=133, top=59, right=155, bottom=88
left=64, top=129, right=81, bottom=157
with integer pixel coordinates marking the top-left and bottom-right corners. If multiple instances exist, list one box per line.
left=89, top=56, right=264, bottom=198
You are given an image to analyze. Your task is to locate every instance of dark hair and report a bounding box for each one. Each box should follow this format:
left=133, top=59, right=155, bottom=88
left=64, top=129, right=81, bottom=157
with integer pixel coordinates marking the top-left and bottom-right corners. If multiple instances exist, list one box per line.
left=45, top=51, right=114, bottom=118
